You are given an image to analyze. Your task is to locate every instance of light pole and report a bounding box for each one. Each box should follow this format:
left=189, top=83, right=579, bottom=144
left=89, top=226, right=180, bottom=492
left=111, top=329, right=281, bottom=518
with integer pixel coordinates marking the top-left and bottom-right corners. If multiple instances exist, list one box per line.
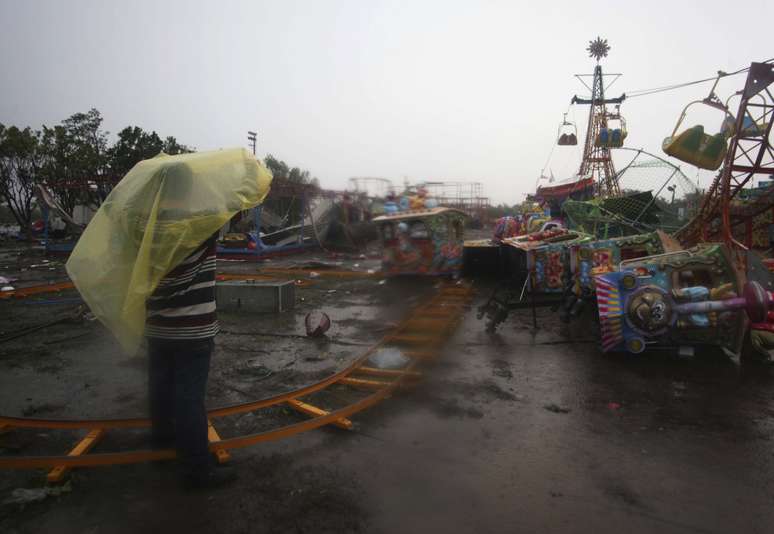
left=667, top=184, right=677, bottom=204
left=247, top=131, right=257, bottom=155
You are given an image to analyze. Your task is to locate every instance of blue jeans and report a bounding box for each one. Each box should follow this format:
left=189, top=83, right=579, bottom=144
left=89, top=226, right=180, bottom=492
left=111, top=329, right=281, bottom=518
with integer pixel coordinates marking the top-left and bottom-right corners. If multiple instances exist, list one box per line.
left=148, top=337, right=214, bottom=477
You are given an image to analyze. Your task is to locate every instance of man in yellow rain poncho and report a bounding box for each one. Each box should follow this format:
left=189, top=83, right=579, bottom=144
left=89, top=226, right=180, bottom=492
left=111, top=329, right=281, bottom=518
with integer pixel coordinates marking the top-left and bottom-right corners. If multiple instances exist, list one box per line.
left=66, top=148, right=272, bottom=489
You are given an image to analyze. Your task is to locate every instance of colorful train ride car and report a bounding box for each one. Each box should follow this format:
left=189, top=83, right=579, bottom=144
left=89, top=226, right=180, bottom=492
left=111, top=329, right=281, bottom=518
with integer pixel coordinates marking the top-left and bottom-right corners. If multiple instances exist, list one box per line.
left=573, top=231, right=682, bottom=294
left=373, top=207, right=468, bottom=276
left=595, top=244, right=753, bottom=356
left=502, top=229, right=593, bottom=293
left=498, top=229, right=680, bottom=294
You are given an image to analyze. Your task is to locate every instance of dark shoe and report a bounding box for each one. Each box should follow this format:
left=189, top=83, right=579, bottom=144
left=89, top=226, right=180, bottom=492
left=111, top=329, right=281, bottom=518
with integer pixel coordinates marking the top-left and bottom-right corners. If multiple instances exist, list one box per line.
left=182, top=466, right=237, bottom=491
left=149, top=437, right=176, bottom=469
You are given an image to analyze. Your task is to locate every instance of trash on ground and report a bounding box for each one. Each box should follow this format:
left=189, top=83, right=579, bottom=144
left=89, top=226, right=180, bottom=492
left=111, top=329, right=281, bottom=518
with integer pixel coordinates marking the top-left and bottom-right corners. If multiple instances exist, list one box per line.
left=2, top=481, right=72, bottom=507
left=544, top=403, right=571, bottom=414
left=305, top=311, right=331, bottom=337
left=293, top=260, right=343, bottom=270
left=240, top=363, right=273, bottom=380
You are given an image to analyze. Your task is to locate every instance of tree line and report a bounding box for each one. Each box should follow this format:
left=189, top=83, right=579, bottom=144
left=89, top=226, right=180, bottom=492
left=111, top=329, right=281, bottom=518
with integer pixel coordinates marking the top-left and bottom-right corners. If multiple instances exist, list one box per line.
left=0, top=108, right=318, bottom=239
left=0, top=108, right=192, bottom=238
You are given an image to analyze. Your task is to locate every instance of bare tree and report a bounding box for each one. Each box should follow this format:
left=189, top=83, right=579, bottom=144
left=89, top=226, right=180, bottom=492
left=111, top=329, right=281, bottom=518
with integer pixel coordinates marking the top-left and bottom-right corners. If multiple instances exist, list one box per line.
left=0, top=125, right=44, bottom=239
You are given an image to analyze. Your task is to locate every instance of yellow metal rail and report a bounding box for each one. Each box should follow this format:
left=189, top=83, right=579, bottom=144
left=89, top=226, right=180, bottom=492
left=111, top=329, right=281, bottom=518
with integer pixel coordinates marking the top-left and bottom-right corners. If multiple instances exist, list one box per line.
left=0, top=283, right=473, bottom=474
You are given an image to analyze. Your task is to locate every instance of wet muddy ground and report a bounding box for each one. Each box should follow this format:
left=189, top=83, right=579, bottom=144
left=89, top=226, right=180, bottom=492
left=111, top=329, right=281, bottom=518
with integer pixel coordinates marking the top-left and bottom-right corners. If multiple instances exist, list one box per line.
left=2, top=246, right=774, bottom=533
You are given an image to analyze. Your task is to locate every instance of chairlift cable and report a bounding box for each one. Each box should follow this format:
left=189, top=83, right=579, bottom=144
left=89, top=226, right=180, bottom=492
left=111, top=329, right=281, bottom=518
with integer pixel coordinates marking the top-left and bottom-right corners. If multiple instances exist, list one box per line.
left=539, top=103, right=572, bottom=179
left=538, top=141, right=557, bottom=189
left=627, top=66, right=750, bottom=98
left=626, top=58, right=774, bottom=99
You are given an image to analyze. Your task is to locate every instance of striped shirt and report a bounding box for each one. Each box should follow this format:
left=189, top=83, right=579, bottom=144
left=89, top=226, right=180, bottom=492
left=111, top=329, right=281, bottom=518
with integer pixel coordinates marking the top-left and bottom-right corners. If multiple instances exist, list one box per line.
left=145, top=235, right=219, bottom=340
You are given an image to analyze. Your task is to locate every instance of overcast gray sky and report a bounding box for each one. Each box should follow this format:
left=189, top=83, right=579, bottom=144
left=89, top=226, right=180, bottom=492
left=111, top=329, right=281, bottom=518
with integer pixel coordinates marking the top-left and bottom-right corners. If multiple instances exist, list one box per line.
left=1, top=0, right=771, bottom=204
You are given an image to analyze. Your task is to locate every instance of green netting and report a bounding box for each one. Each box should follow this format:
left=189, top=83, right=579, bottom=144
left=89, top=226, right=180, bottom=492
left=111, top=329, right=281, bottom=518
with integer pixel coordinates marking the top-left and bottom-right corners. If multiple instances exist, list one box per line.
left=562, top=150, right=702, bottom=238
left=563, top=195, right=656, bottom=238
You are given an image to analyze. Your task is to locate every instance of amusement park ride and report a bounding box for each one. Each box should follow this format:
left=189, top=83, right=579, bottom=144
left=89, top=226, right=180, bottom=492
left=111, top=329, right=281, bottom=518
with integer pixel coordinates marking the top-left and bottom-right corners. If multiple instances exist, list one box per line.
left=537, top=37, right=626, bottom=205
left=480, top=39, right=774, bottom=361
left=572, top=37, right=625, bottom=198
left=677, top=61, right=774, bottom=253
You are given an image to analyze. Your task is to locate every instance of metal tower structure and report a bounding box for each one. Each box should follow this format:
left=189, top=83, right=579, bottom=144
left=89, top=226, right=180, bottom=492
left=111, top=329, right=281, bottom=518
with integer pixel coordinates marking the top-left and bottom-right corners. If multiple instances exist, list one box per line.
left=347, top=177, right=395, bottom=198
left=571, top=37, right=625, bottom=198
left=676, top=61, right=774, bottom=254
left=418, top=180, right=491, bottom=218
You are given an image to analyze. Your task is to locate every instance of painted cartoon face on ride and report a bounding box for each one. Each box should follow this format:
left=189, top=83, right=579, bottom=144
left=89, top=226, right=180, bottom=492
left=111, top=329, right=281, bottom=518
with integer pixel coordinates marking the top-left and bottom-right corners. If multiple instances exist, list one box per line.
left=627, top=288, right=671, bottom=333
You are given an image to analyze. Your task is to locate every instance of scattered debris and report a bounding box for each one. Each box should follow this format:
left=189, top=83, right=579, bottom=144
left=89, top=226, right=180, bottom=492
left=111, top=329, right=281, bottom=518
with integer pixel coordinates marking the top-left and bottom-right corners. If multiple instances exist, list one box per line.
left=240, top=363, right=274, bottom=380
left=491, top=360, right=513, bottom=379
left=2, top=481, right=72, bottom=508
left=544, top=403, right=571, bottom=414
left=292, top=260, right=344, bottom=270
left=607, top=402, right=622, bottom=410
left=305, top=311, right=331, bottom=337
left=0, top=306, right=86, bottom=344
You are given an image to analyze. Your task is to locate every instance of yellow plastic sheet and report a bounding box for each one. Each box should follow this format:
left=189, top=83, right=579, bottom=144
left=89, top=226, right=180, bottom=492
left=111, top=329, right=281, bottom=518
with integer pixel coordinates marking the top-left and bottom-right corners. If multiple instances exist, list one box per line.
left=66, top=148, right=273, bottom=354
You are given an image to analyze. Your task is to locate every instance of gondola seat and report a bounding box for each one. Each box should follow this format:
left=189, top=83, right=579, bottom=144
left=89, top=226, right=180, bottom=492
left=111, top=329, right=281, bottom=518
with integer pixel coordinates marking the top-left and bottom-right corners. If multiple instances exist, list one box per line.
left=558, top=133, right=578, bottom=146
left=595, top=127, right=626, bottom=148
left=720, top=115, right=769, bottom=138
left=662, top=125, right=727, bottom=170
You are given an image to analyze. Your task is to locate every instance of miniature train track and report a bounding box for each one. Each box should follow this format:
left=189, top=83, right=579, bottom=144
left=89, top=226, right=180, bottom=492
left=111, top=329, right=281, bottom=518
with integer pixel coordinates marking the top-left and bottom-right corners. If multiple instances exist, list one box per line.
left=0, top=267, right=368, bottom=302
left=0, top=273, right=317, bottom=302
left=0, top=282, right=474, bottom=481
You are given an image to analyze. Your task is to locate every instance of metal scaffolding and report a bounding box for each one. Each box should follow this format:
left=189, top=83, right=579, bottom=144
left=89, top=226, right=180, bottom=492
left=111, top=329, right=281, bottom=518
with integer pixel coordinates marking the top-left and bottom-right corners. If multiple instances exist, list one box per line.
left=416, top=180, right=491, bottom=219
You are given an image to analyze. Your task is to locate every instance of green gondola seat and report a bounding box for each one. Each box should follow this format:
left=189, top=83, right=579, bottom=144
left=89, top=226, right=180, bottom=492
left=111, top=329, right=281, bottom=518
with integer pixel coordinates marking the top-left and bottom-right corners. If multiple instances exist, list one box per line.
left=662, top=125, right=727, bottom=171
